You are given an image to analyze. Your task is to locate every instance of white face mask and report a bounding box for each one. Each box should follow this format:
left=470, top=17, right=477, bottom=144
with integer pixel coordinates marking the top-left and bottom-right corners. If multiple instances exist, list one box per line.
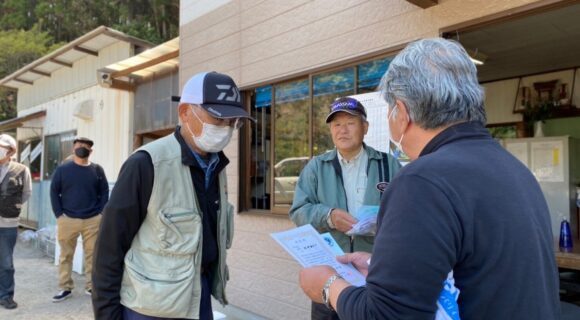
left=0, top=147, right=8, bottom=160
left=388, top=105, right=406, bottom=159
left=187, top=107, right=233, bottom=153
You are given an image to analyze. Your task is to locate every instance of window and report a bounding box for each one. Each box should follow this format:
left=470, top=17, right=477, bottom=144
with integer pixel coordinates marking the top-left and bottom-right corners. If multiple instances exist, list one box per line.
left=357, top=57, right=391, bottom=93
left=19, top=138, right=42, bottom=181
left=134, top=72, right=179, bottom=135
left=43, top=131, right=76, bottom=179
left=248, top=86, right=272, bottom=210
left=313, top=68, right=355, bottom=154
left=242, top=55, right=393, bottom=213
left=273, top=79, right=310, bottom=207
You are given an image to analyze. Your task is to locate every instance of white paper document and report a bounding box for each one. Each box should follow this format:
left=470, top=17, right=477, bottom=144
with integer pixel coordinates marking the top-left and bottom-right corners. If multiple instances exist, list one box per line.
left=321, top=232, right=344, bottom=256
left=271, top=225, right=366, bottom=286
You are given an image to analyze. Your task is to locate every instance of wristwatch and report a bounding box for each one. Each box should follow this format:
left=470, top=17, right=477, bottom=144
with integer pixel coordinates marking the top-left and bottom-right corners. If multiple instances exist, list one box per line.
left=322, top=273, right=343, bottom=311
left=326, top=208, right=335, bottom=229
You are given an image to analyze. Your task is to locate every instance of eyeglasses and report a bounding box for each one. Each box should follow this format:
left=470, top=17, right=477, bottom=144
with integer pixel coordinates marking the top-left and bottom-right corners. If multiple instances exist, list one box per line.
left=225, top=118, right=244, bottom=129
left=192, top=105, right=244, bottom=129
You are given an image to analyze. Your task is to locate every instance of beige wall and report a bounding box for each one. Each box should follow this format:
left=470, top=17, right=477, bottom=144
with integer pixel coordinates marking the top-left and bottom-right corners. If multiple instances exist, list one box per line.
left=17, top=42, right=133, bottom=111
left=17, top=85, right=133, bottom=181
left=179, top=1, right=558, bottom=318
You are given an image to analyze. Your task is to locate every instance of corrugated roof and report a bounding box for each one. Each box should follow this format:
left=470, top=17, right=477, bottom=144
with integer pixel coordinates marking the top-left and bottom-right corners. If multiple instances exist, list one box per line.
left=0, top=26, right=153, bottom=89
left=99, top=37, right=178, bottom=83
left=97, top=37, right=178, bottom=91
left=0, top=110, right=46, bottom=131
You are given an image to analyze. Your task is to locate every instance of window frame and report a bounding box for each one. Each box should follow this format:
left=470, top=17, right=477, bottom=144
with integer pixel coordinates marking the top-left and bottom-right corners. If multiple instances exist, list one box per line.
left=43, top=130, right=76, bottom=180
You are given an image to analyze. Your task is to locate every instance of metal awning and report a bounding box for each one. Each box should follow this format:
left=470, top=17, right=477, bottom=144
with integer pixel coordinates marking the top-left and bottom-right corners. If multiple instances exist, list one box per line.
left=0, top=26, right=153, bottom=89
left=97, top=37, right=179, bottom=91
left=0, top=110, right=46, bottom=131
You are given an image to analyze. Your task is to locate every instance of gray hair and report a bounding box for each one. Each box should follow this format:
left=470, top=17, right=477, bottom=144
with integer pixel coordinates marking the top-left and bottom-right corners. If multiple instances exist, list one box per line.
left=380, top=38, right=486, bottom=129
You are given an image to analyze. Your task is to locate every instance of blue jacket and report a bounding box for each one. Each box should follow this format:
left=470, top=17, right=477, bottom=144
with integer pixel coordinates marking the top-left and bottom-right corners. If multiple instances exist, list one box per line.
left=338, top=122, right=560, bottom=319
left=289, top=144, right=401, bottom=253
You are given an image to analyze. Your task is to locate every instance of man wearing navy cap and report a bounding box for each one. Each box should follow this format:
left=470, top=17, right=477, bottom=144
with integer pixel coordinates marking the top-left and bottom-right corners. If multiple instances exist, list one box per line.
left=290, top=96, right=401, bottom=320
left=50, top=136, right=109, bottom=302
left=93, top=72, right=255, bottom=320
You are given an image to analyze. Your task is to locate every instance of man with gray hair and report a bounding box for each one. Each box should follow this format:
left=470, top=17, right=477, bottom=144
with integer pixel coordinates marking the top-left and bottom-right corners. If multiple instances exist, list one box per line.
left=298, top=38, right=560, bottom=319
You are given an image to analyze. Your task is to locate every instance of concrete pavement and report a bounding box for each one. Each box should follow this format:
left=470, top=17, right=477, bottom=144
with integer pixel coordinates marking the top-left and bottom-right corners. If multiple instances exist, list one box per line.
left=0, top=229, right=265, bottom=320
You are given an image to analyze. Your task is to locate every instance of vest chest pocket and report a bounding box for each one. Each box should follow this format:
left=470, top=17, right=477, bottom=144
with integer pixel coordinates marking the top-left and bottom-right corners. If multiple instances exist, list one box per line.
left=158, top=208, right=201, bottom=254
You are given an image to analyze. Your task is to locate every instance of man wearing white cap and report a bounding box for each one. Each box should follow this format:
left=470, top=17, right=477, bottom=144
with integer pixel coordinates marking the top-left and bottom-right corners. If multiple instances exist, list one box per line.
left=0, top=134, right=31, bottom=310
left=93, top=72, right=255, bottom=320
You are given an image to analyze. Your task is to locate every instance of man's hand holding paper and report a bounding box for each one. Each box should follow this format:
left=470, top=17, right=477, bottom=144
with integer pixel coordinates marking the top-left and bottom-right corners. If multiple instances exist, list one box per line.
left=345, top=205, right=379, bottom=236
left=330, top=208, right=358, bottom=233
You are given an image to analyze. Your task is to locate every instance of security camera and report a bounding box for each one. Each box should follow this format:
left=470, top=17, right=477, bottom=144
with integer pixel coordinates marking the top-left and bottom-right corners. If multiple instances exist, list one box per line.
left=97, top=70, right=112, bottom=87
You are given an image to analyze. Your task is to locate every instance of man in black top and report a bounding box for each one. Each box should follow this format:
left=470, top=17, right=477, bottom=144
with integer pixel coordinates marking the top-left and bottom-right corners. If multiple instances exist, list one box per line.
left=50, top=137, right=109, bottom=302
left=92, top=72, right=254, bottom=320
left=299, top=38, right=560, bottom=319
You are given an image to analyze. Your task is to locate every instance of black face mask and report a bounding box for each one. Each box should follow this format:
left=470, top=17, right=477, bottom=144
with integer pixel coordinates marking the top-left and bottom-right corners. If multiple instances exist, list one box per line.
left=74, top=147, right=91, bottom=159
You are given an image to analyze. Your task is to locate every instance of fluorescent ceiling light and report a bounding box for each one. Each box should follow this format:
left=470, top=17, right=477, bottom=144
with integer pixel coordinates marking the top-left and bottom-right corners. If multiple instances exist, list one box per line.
left=470, top=57, right=484, bottom=65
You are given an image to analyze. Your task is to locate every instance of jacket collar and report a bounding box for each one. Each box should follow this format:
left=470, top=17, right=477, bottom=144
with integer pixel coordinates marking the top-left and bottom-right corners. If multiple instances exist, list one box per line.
left=419, top=121, right=490, bottom=157
left=320, top=143, right=383, bottom=162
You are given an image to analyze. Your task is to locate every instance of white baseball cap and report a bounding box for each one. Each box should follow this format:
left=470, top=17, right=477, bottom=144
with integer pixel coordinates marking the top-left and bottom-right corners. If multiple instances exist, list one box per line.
left=0, top=134, right=16, bottom=150
left=180, top=71, right=255, bottom=121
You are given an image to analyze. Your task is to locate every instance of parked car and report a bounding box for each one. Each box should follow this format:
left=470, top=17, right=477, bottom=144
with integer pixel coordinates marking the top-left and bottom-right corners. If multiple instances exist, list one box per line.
left=273, top=156, right=309, bottom=205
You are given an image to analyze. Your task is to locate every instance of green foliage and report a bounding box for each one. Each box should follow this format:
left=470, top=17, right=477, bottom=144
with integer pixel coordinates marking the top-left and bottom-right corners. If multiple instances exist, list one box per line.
left=0, top=28, right=56, bottom=77
left=0, top=88, right=16, bottom=121
left=488, top=125, right=517, bottom=139
left=0, top=0, right=179, bottom=44
left=36, top=0, right=178, bottom=44
left=524, top=100, right=553, bottom=125
left=0, top=28, right=57, bottom=122
left=0, top=0, right=37, bottom=30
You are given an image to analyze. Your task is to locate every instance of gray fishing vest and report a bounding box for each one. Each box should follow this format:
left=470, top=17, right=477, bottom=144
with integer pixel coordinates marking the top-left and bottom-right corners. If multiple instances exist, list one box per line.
left=119, top=134, right=234, bottom=319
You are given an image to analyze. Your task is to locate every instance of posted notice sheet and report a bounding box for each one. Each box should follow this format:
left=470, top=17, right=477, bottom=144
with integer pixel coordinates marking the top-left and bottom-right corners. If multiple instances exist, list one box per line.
left=271, top=224, right=366, bottom=286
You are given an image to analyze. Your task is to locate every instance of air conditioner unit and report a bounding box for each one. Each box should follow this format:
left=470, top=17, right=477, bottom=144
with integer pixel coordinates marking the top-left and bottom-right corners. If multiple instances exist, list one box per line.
left=73, top=99, right=94, bottom=120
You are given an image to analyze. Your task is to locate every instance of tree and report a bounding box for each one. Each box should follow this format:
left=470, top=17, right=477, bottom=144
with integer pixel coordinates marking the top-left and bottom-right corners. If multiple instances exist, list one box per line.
left=0, top=28, right=59, bottom=121
left=0, top=0, right=38, bottom=31
left=32, top=0, right=178, bottom=44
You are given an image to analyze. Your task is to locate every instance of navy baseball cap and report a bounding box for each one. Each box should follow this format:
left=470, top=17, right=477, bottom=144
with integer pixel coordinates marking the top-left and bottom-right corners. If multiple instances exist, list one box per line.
left=73, top=137, right=94, bottom=147
left=325, top=97, right=367, bottom=123
left=180, top=72, right=255, bottom=122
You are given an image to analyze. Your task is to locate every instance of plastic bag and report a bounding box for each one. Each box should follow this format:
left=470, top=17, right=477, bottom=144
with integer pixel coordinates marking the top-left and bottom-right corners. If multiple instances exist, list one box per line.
left=18, top=229, right=38, bottom=245
left=37, top=226, right=57, bottom=241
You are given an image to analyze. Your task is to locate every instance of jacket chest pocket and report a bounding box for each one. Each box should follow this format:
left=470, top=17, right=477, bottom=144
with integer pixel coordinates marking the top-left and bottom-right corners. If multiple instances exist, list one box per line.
left=158, top=208, right=201, bottom=254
